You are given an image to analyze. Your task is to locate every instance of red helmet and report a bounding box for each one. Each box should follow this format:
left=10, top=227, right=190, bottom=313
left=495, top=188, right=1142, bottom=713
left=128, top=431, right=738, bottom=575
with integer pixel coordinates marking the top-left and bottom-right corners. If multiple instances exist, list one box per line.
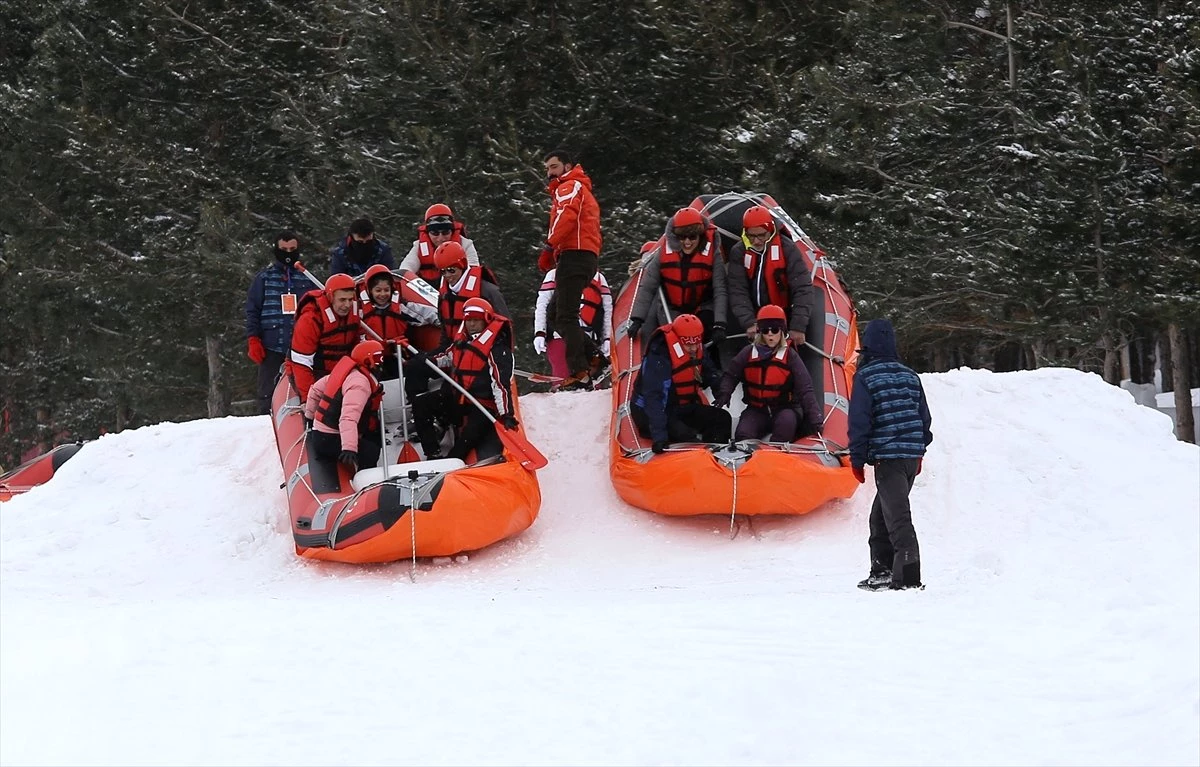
left=351, top=340, right=385, bottom=369
left=433, top=241, right=468, bottom=270
left=671, top=314, right=705, bottom=345
left=325, top=273, right=356, bottom=297
left=742, top=205, right=775, bottom=232
left=424, top=203, right=454, bottom=224
left=462, top=297, right=494, bottom=322
left=672, top=207, right=704, bottom=229
left=756, top=304, right=787, bottom=324
left=363, top=263, right=394, bottom=288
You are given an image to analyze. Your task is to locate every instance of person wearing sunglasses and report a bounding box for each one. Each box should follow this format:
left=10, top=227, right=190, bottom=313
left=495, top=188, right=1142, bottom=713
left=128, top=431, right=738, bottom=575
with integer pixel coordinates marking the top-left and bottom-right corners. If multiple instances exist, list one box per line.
left=713, top=305, right=822, bottom=443
left=245, top=230, right=306, bottom=414
left=302, top=340, right=387, bottom=475
left=630, top=314, right=731, bottom=454
left=330, top=216, right=396, bottom=278
left=726, top=205, right=814, bottom=351
left=398, top=203, right=481, bottom=286
left=627, top=207, right=728, bottom=364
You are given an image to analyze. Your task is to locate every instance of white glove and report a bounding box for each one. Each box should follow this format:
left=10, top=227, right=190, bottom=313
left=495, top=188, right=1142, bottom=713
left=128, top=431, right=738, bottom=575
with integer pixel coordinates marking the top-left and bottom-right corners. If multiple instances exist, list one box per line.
left=600, top=338, right=610, bottom=357
left=533, top=335, right=547, bottom=355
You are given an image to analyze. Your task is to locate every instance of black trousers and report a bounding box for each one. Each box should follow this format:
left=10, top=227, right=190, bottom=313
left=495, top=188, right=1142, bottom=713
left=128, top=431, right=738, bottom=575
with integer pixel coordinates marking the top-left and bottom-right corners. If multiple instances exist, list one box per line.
left=554, top=250, right=600, bottom=376
left=411, top=387, right=503, bottom=462
left=256, top=350, right=286, bottom=415
left=631, top=402, right=732, bottom=444
left=308, top=429, right=381, bottom=470
left=867, top=458, right=921, bottom=580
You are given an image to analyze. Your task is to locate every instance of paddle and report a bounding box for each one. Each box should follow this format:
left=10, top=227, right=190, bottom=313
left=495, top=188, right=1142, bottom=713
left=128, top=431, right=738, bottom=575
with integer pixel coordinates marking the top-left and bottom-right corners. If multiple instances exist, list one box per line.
left=513, top=368, right=563, bottom=385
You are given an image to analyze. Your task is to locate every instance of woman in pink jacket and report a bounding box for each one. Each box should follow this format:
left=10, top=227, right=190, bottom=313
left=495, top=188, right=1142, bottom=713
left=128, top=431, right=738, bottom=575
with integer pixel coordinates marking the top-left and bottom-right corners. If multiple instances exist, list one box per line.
left=303, top=340, right=385, bottom=473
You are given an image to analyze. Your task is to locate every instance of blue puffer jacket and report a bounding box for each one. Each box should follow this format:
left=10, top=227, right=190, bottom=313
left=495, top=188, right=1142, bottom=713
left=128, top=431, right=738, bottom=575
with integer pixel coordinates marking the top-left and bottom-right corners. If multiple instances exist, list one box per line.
left=246, top=261, right=307, bottom=353
left=848, top=319, right=933, bottom=468
left=330, top=236, right=396, bottom=277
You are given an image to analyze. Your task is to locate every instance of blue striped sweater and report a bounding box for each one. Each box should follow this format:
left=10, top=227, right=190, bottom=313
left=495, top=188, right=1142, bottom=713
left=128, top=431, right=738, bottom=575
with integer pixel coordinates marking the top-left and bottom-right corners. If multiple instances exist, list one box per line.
left=848, top=319, right=933, bottom=467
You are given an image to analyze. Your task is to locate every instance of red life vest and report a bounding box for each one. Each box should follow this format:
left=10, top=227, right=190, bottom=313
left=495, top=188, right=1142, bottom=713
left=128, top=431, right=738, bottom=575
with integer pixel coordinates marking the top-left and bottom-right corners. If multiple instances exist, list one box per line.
left=413, top=224, right=468, bottom=283
left=660, top=233, right=716, bottom=311
left=313, top=356, right=383, bottom=435
left=742, top=344, right=795, bottom=408
left=438, top=265, right=484, bottom=328
left=450, top=317, right=510, bottom=406
left=293, top=290, right=361, bottom=377
left=660, top=326, right=706, bottom=407
left=741, top=236, right=790, bottom=311
left=359, top=287, right=408, bottom=347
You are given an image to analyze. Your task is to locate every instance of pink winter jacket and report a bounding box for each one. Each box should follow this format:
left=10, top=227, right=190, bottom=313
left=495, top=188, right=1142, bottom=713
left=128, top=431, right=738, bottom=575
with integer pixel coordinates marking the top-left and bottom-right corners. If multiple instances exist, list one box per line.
left=303, top=367, right=374, bottom=452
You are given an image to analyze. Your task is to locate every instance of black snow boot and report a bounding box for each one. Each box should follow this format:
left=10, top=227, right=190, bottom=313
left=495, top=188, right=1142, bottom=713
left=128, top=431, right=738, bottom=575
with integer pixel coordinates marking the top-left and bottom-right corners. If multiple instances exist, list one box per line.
left=890, top=560, right=923, bottom=590
left=857, top=561, right=893, bottom=591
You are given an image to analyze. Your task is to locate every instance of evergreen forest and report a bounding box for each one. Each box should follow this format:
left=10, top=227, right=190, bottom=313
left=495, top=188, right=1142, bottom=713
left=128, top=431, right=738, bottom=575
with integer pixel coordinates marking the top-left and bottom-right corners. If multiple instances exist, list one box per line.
left=2, top=0, right=1197, bottom=464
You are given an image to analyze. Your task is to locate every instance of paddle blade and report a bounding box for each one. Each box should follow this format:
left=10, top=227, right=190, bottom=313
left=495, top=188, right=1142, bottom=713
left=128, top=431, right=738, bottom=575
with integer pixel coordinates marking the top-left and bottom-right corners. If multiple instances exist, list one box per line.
left=396, top=441, right=421, bottom=464
left=496, top=424, right=549, bottom=471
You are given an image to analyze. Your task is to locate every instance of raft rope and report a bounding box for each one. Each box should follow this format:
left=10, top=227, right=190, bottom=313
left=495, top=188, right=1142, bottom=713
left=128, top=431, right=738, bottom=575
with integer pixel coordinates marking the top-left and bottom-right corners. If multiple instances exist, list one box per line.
left=409, top=492, right=418, bottom=582
left=728, top=463, right=739, bottom=538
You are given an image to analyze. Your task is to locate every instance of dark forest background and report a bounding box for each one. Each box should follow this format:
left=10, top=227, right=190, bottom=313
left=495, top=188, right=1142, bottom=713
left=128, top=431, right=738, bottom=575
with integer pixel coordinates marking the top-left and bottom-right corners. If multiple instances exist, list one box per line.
left=2, top=0, right=1197, bottom=464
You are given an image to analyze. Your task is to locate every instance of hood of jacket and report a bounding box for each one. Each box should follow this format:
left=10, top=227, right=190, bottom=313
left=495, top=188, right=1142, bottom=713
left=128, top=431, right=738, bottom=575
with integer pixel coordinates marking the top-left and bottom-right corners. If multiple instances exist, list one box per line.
left=859, top=318, right=900, bottom=363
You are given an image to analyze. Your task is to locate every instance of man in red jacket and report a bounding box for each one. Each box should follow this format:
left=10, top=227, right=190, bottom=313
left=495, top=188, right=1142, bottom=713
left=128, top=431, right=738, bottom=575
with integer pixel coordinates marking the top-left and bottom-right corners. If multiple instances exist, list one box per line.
left=539, top=149, right=602, bottom=390
left=286, top=273, right=361, bottom=403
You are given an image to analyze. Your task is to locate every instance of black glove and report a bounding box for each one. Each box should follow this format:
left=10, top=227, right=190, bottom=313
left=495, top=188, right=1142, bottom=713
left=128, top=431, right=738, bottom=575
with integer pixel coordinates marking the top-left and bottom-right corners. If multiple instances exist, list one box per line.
left=338, top=450, right=359, bottom=471
left=498, top=414, right=519, bottom=430
left=713, top=395, right=730, bottom=409
left=626, top=317, right=644, bottom=338
left=651, top=439, right=669, bottom=454
left=710, top=322, right=727, bottom=346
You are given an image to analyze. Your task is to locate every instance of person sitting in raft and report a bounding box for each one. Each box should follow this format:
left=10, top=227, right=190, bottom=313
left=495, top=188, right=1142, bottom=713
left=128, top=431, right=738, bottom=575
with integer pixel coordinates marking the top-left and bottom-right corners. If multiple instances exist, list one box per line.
left=303, top=340, right=386, bottom=474
left=630, top=313, right=731, bottom=454
left=714, top=304, right=823, bottom=442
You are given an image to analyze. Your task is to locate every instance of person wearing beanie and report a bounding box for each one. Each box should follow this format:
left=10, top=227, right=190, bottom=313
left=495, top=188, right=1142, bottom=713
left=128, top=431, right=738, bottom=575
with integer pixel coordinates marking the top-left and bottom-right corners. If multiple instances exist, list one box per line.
left=245, top=231, right=305, bottom=414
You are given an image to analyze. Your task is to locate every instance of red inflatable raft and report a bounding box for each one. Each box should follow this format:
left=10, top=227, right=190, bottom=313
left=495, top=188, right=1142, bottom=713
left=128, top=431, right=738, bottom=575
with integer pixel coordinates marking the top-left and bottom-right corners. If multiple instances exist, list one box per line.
left=0, top=442, right=84, bottom=502
left=609, top=192, right=861, bottom=516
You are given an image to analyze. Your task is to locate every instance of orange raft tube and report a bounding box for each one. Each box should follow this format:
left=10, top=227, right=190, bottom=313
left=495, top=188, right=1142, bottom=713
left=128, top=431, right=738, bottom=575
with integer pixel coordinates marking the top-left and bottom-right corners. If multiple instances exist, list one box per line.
left=270, top=372, right=540, bottom=563
left=609, top=191, right=861, bottom=516
left=0, top=442, right=85, bottom=502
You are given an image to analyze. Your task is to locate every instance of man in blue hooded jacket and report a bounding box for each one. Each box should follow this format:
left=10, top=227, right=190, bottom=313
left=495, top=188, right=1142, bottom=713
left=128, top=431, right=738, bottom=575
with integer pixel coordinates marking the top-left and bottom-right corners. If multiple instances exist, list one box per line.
left=848, top=318, right=933, bottom=591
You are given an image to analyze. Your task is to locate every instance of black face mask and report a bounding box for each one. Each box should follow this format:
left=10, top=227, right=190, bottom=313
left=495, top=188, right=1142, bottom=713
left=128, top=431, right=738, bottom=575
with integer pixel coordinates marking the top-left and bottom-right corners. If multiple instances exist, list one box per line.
left=274, top=246, right=300, bottom=266
left=349, top=240, right=374, bottom=260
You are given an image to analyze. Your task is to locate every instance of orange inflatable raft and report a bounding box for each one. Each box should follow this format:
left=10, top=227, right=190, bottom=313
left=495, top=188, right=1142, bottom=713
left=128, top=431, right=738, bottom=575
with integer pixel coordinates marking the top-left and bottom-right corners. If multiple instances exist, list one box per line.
left=609, top=191, right=861, bottom=516
left=0, top=442, right=84, bottom=502
left=270, top=369, right=540, bottom=564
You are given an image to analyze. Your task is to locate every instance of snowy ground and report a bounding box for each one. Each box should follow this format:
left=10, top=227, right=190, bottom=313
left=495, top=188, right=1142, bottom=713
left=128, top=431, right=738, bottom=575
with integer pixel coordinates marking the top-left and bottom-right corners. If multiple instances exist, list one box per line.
left=2, top=367, right=1197, bottom=766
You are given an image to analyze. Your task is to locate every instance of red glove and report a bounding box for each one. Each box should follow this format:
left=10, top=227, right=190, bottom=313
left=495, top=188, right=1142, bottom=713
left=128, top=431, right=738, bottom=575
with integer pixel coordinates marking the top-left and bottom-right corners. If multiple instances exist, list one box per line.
left=851, top=465, right=865, bottom=484
left=537, top=244, right=557, bottom=273
left=247, top=337, right=266, bottom=364
left=916, top=457, right=923, bottom=475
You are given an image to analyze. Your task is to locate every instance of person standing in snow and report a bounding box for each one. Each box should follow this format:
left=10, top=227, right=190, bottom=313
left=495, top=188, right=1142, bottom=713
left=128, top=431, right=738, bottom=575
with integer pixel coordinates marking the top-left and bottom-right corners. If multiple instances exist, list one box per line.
left=848, top=318, right=933, bottom=591
left=537, top=149, right=602, bottom=390
left=245, top=231, right=305, bottom=414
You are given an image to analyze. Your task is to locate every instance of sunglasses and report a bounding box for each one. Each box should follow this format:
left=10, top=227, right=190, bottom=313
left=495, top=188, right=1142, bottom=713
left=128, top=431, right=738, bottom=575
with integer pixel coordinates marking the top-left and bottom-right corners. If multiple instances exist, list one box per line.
left=427, top=224, right=453, bottom=236
left=759, top=324, right=786, bottom=335
left=441, top=266, right=461, bottom=274
left=746, top=229, right=772, bottom=241
left=676, top=227, right=703, bottom=241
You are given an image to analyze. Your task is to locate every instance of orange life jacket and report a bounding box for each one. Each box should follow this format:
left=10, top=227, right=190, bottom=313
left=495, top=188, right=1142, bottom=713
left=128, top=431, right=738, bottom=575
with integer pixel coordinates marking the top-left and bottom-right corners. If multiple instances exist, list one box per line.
left=741, top=236, right=790, bottom=311
left=660, top=326, right=706, bottom=407
left=359, top=288, right=408, bottom=347
left=660, top=233, right=716, bottom=311
left=413, top=223, right=468, bottom=283
left=293, top=290, right=361, bottom=377
left=438, top=265, right=484, bottom=328
left=313, top=356, right=383, bottom=434
left=450, top=317, right=510, bottom=406
left=742, top=345, right=795, bottom=408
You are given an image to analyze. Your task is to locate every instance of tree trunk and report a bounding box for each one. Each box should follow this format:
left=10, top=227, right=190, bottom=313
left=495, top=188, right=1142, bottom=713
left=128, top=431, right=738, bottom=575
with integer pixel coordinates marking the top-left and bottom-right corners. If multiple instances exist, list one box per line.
left=1158, top=329, right=1173, bottom=392
left=206, top=336, right=229, bottom=418
left=1101, top=332, right=1120, bottom=384
left=1168, top=322, right=1194, bottom=444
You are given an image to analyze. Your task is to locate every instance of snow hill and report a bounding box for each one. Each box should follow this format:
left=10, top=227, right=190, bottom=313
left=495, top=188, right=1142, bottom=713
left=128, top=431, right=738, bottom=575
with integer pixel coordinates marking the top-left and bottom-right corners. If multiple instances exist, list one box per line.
left=1, top=368, right=1197, bottom=766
